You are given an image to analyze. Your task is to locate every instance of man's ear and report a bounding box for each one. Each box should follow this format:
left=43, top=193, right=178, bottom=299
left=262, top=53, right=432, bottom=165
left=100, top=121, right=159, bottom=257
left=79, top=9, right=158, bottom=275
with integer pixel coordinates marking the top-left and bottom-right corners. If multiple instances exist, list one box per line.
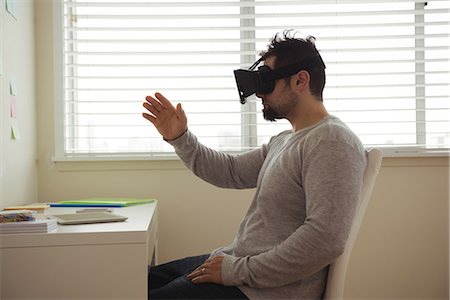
left=293, top=70, right=310, bottom=91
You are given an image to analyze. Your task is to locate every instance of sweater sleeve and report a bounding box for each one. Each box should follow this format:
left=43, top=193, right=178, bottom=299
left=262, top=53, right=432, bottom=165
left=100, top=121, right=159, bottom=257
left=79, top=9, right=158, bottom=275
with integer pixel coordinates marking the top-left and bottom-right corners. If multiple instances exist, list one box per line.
left=220, top=140, right=366, bottom=288
left=167, top=129, right=267, bottom=189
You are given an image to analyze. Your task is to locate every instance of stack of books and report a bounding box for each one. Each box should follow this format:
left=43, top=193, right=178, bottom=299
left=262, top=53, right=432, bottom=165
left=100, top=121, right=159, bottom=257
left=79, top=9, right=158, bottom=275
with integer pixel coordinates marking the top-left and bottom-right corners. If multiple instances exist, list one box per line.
left=0, top=210, right=57, bottom=234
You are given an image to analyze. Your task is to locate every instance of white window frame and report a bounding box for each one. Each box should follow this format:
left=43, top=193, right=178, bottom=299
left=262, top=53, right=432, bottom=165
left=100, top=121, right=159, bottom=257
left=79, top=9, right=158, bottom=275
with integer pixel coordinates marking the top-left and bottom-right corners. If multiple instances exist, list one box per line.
left=52, top=0, right=450, bottom=161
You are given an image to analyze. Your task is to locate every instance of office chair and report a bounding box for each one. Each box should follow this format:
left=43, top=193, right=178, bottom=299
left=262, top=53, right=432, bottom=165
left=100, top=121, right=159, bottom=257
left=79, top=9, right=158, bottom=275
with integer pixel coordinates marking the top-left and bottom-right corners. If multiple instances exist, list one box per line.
left=323, top=148, right=383, bottom=300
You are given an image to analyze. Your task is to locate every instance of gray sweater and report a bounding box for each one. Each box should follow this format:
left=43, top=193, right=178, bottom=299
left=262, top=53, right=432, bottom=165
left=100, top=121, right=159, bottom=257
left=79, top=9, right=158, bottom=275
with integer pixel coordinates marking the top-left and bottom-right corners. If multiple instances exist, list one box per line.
left=168, top=115, right=366, bottom=299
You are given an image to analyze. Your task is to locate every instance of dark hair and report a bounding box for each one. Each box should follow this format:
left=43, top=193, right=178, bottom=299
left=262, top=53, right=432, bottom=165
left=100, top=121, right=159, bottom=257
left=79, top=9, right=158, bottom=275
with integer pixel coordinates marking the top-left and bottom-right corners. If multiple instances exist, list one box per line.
left=261, top=30, right=326, bottom=100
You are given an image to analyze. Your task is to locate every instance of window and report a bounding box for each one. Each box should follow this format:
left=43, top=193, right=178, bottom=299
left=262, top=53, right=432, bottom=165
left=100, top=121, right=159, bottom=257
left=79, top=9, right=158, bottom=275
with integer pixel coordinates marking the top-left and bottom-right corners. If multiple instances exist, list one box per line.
left=54, top=0, right=450, bottom=159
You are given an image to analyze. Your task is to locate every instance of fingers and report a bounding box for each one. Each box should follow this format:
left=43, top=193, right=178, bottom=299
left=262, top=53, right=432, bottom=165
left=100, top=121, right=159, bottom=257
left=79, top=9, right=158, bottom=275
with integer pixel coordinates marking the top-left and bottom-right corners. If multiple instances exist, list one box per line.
left=188, top=263, right=208, bottom=277
left=186, top=256, right=223, bottom=285
left=155, top=92, right=176, bottom=110
left=142, top=92, right=175, bottom=124
left=142, top=112, right=156, bottom=124
left=144, top=92, right=176, bottom=113
left=145, top=94, right=166, bottom=113
left=190, top=274, right=209, bottom=284
left=142, top=102, right=160, bottom=119
left=186, top=267, right=208, bottom=283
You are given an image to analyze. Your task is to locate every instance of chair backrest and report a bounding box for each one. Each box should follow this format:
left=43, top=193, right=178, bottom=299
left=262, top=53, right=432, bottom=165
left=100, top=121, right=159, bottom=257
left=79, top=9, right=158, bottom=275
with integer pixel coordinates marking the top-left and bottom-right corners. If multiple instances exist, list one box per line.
left=323, top=148, right=383, bottom=300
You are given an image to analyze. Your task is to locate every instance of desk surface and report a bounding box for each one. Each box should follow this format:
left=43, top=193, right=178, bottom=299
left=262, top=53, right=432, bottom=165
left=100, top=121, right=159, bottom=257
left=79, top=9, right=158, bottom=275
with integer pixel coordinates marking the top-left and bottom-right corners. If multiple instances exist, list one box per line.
left=0, top=201, right=158, bottom=299
left=0, top=202, right=157, bottom=248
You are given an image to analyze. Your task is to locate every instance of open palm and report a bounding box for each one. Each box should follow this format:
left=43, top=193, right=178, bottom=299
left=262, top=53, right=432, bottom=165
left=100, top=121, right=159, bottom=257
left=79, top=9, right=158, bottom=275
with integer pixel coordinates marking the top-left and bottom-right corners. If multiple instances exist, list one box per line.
left=142, top=93, right=188, bottom=141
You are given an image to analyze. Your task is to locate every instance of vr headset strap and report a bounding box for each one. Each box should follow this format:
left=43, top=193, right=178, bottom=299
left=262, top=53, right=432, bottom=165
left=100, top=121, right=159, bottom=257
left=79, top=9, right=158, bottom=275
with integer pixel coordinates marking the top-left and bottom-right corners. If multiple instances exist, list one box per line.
left=262, top=55, right=326, bottom=82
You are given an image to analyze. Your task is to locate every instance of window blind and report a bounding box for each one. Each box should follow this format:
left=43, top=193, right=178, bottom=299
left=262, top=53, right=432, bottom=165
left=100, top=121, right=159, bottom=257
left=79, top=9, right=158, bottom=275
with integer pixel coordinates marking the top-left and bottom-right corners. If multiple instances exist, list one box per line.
left=55, top=0, right=450, bottom=158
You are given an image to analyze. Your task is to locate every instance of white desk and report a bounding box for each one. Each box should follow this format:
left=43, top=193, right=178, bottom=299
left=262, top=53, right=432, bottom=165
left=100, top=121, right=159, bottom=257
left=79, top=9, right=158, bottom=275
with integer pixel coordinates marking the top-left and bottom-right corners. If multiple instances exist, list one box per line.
left=0, top=202, right=158, bottom=299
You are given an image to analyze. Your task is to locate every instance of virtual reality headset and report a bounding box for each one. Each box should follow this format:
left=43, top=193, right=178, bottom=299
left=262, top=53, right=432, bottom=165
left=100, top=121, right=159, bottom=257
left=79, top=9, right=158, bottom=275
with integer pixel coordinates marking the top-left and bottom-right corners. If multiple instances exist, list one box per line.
left=234, top=54, right=326, bottom=104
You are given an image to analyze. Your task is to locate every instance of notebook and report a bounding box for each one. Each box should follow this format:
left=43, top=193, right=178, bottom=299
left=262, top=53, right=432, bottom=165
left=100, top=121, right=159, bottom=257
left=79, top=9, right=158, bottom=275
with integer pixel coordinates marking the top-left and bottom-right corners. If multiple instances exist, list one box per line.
left=50, top=198, right=155, bottom=208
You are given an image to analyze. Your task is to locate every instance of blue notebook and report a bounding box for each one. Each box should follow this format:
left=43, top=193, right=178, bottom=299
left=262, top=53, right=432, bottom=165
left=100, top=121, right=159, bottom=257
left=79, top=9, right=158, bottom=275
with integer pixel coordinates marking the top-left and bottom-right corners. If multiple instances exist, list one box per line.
left=50, top=198, right=155, bottom=208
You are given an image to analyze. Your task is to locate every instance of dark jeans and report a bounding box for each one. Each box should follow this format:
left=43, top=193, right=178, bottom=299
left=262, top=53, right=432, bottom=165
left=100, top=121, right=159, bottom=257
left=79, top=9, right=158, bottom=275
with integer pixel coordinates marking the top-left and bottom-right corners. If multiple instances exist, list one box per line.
left=148, top=254, right=248, bottom=299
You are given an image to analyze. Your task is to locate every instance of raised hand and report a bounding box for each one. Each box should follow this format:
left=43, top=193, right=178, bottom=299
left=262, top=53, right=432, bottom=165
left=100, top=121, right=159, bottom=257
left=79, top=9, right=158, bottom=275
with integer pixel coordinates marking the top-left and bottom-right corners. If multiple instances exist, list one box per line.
left=142, top=92, right=188, bottom=140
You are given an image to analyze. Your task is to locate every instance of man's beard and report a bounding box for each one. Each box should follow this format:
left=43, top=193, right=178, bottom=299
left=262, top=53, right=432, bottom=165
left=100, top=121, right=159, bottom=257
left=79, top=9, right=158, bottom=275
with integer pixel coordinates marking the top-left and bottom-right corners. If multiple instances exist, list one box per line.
left=263, top=106, right=279, bottom=122
left=262, top=91, right=297, bottom=122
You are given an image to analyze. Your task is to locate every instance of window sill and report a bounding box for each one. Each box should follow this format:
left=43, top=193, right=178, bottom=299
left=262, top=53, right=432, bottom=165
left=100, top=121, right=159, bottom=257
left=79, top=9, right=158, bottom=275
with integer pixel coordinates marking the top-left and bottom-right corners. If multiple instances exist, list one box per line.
left=50, top=150, right=449, bottom=172
left=51, top=155, right=185, bottom=171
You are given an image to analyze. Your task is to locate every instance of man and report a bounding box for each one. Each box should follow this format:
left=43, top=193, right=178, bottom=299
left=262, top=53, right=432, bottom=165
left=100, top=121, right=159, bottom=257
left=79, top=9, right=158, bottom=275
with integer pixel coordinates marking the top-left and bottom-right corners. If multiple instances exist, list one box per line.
left=143, top=31, right=367, bottom=299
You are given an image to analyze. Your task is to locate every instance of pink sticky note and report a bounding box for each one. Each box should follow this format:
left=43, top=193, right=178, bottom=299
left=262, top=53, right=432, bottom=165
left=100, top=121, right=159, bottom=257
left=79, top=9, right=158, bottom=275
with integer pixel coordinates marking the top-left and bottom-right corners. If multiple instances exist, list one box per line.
left=10, top=96, right=17, bottom=117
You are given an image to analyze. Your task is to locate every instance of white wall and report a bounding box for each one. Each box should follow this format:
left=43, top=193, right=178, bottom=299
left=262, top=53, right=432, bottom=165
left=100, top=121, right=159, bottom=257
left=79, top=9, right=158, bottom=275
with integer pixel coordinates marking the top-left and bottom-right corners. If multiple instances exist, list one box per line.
left=0, top=0, right=38, bottom=208
left=347, top=157, right=449, bottom=299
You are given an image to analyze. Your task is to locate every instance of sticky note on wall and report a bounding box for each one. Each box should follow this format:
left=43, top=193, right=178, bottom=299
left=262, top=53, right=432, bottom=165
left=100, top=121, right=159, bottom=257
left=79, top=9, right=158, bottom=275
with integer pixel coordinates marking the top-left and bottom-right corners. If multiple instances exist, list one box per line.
left=10, top=77, right=17, bottom=96
left=10, top=96, right=17, bottom=117
left=11, top=118, right=21, bottom=140
left=6, top=0, right=18, bottom=20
